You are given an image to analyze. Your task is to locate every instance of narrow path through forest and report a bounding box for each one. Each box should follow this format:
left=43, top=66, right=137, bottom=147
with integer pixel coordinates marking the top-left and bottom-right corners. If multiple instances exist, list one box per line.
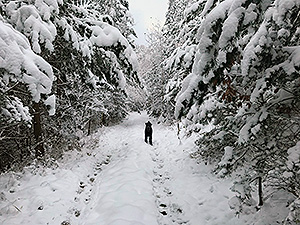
left=77, top=112, right=239, bottom=225
left=0, top=112, right=240, bottom=225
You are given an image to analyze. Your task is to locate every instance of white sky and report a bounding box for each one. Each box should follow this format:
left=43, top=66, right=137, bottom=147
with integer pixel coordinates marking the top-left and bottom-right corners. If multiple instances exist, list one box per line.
left=127, top=0, right=168, bottom=45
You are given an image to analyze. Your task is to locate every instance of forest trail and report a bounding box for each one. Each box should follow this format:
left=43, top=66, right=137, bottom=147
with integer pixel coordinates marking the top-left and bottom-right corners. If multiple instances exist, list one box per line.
left=0, top=112, right=239, bottom=225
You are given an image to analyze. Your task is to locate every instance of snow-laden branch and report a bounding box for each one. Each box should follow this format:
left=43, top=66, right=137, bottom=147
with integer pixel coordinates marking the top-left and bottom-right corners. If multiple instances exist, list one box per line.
left=0, top=21, right=54, bottom=102
left=0, top=21, right=54, bottom=121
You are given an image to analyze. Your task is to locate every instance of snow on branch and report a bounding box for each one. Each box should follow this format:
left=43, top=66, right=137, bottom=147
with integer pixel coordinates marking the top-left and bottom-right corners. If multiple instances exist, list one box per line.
left=286, top=141, right=300, bottom=172
left=1, top=96, right=32, bottom=123
left=273, top=0, right=300, bottom=26
left=57, top=11, right=138, bottom=79
left=6, top=0, right=60, bottom=53
left=90, top=21, right=138, bottom=71
left=174, top=0, right=234, bottom=119
left=0, top=21, right=54, bottom=103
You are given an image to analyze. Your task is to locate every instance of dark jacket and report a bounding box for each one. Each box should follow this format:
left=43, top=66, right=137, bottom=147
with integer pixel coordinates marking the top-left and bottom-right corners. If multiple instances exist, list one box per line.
left=145, top=121, right=152, bottom=135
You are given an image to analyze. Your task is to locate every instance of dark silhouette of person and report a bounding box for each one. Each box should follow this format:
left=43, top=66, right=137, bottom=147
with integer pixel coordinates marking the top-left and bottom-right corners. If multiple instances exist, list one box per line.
left=145, top=121, right=153, bottom=145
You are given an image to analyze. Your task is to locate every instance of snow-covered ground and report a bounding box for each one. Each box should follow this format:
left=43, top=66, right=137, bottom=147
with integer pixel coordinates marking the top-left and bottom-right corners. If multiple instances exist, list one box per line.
left=0, top=112, right=286, bottom=224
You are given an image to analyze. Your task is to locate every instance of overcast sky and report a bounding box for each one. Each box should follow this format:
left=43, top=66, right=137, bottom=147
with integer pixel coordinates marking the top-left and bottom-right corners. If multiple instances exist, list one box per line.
left=127, top=0, right=168, bottom=45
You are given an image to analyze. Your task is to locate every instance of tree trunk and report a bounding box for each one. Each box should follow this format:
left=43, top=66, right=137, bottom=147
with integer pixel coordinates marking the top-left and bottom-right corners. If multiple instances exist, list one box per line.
left=88, top=119, right=91, bottom=136
left=33, top=102, right=44, bottom=158
left=258, top=176, right=263, bottom=206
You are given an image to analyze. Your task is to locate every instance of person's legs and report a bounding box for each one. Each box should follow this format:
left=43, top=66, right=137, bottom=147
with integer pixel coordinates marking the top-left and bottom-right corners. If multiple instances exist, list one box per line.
left=149, top=135, right=152, bottom=145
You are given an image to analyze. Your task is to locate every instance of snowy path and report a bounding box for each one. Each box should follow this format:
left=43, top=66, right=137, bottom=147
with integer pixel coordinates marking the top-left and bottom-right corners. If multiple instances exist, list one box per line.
left=0, top=112, right=239, bottom=225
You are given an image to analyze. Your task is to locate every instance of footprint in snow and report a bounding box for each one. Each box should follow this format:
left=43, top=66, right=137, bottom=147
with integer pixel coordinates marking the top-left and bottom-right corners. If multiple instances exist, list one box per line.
left=156, top=163, right=164, bottom=169
left=70, top=157, right=111, bottom=218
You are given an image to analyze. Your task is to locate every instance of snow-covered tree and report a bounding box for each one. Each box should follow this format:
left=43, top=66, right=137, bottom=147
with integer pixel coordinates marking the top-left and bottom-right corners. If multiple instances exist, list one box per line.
left=47, top=0, right=138, bottom=128
left=41, top=0, right=140, bottom=161
left=161, top=0, right=300, bottom=220
left=0, top=0, right=140, bottom=171
left=136, top=24, right=174, bottom=121
left=138, top=0, right=188, bottom=122
left=0, top=0, right=57, bottom=168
